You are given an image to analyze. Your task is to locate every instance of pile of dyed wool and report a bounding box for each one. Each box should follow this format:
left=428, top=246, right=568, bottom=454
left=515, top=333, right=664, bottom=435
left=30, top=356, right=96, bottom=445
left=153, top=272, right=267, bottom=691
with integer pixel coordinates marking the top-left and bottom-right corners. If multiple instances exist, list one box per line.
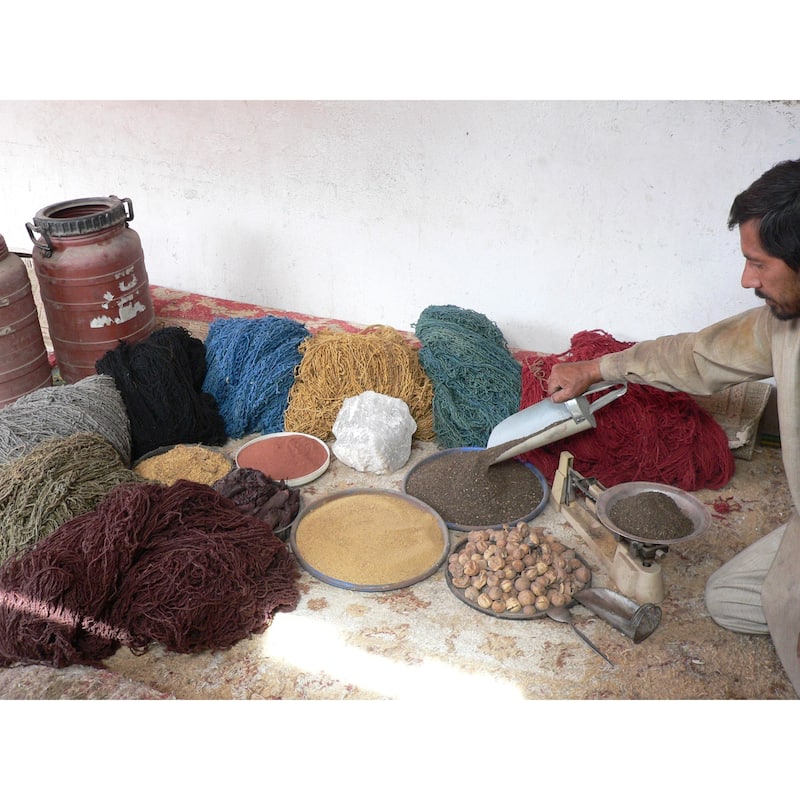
left=517, top=329, right=735, bottom=490
left=96, top=326, right=227, bottom=460
left=0, top=432, right=144, bottom=565
left=0, top=480, right=300, bottom=668
left=414, top=304, right=521, bottom=448
left=0, top=374, right=131, bottom=466
left=202, top=315, right=311, bottom=438
left=284, top=325, right=435, bottom=440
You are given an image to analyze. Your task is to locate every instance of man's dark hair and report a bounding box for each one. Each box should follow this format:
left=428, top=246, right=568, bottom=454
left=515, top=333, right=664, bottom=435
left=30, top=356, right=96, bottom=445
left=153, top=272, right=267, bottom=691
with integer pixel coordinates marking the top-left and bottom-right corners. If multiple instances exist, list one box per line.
left=728, top=158, right=800, bottom=271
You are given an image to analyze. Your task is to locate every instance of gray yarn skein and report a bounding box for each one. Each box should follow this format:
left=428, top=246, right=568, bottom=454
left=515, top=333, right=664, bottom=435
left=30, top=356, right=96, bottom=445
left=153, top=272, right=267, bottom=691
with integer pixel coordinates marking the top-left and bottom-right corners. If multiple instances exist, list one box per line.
left=0, top=374, right=132, bottom=466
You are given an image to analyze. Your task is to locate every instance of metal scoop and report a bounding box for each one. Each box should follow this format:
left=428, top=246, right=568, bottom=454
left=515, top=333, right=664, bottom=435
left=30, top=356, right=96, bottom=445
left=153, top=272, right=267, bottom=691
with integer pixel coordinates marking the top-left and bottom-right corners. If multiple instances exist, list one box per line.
left=545, top=604, right=614, bottom=665
left=487, top=382, right=627, bottom=464
left=575, top=587, right=662, bottom=643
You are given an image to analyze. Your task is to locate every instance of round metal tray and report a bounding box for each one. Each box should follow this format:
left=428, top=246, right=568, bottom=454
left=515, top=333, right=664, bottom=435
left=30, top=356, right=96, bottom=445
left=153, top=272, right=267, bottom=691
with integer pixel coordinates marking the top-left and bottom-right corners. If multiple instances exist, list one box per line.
left=133, top=443, right=232, bottom=467
left=234, top=431, right=331, bottom=487
left=234, top=431, right=331, bottom=488
left=132, top=443, right=234, bottom=483
left=445, top=533, right=592, bottom=620
left=290, top=488, right=450, bottom=592
left=403, top=446, right=550, bottom=531
left=595, top=481, right=712, bottom=545
left=212, top=467, right=302, bottom=541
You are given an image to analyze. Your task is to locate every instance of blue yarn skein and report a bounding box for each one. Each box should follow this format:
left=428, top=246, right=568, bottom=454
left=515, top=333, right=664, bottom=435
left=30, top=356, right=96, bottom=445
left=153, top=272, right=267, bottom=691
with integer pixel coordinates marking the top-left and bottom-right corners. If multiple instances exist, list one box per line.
left=202, top=316, right=310, bottom=438
left=414, top=304, right=521, bottom=449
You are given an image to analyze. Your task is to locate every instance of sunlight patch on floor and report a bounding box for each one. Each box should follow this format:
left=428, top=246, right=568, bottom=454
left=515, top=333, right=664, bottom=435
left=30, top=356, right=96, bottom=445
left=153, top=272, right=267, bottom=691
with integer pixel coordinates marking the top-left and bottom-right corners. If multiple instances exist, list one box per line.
left=262, top=613, right=525, bottom=701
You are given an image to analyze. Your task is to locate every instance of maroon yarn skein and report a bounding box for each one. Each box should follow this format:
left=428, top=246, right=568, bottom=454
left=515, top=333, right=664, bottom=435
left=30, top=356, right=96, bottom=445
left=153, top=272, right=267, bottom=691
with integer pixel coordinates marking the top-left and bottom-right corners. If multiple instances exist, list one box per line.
left=0, top=480, right=300, bottom=668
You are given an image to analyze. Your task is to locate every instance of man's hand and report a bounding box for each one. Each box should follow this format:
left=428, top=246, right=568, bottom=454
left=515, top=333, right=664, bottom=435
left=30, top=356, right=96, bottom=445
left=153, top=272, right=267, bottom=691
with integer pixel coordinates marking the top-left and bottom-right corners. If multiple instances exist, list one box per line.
left=547, top=360, right=603, bottom=403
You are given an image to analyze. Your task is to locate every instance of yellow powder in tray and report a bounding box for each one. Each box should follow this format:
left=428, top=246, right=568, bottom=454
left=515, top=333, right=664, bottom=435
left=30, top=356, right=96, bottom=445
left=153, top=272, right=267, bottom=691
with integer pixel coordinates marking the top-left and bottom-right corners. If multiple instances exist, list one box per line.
left=292, top=491, right=447, bottom=587
left=134, top=444, right=232, bottom=486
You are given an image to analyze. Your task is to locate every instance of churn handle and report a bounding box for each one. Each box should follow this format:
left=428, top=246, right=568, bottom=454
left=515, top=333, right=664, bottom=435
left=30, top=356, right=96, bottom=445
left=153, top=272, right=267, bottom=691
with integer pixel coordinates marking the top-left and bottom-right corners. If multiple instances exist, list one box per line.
left=112, top=196, right=134, bottom=222
left=25, top=222, right=53, bottom=258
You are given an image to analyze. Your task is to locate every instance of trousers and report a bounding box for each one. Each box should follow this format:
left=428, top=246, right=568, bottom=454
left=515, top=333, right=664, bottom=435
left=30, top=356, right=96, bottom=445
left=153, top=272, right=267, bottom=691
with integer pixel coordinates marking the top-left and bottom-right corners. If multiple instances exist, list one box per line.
left=704, top=524, right=785, bottom=634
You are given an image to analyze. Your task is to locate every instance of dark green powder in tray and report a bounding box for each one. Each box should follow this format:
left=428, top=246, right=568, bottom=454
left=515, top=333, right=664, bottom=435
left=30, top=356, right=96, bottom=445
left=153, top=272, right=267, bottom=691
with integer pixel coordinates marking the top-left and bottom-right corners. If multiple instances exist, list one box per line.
left=607, top=490, right=694, bottom=541
left=405, top=447, right=543, bottom=527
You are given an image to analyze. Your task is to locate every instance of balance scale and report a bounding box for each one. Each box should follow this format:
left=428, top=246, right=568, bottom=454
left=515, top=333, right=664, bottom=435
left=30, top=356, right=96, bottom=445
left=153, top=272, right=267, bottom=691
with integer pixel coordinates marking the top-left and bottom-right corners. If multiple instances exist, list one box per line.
left=551, top=451, right=711, bottom=605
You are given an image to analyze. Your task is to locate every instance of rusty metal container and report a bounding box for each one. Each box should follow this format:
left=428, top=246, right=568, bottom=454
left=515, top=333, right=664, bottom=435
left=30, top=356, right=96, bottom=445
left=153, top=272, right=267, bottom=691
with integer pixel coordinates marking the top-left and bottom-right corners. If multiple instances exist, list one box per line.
left=0, top=236, right=52, bottom=407
left=26, top=195, right=155, bottom=383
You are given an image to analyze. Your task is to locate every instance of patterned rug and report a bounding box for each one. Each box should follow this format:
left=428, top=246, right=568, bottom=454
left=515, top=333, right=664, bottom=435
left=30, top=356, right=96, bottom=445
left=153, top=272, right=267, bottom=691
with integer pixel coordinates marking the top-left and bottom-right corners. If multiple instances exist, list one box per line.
left=152, top=285, right=393, bottom=341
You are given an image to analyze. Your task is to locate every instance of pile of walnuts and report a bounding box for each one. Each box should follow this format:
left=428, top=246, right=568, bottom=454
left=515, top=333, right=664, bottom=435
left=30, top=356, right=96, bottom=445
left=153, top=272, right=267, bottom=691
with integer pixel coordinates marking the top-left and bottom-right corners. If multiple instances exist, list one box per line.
left=447, top=521, right=591, bottom=616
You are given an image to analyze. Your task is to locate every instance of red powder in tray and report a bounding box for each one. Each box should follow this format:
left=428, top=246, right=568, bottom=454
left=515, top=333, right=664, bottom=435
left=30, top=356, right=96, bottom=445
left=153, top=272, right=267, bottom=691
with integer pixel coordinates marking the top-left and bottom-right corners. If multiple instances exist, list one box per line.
left=236, top=433, right=329, bottom=482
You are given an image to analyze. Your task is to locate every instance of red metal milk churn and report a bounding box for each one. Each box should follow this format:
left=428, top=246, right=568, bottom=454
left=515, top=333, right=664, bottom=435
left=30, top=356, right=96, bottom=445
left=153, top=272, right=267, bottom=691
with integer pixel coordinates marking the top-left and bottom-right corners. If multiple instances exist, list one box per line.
left=26, top=195, right=156, bottom=383
left=0, top=235, right=53, bottom=407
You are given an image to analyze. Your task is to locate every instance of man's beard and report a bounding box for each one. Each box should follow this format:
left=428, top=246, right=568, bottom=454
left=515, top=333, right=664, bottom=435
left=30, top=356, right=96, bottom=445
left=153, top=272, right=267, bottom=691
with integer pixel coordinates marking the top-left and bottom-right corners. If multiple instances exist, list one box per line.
left=756, top=289, right=800, bottom=321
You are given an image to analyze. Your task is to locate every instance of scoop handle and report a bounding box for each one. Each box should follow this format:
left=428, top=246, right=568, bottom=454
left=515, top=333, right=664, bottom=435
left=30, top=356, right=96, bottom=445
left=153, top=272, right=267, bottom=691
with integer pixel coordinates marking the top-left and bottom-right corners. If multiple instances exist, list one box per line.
left=570, top=622, right=615, bottom=666
left=585, top=382, right=627, bottom=414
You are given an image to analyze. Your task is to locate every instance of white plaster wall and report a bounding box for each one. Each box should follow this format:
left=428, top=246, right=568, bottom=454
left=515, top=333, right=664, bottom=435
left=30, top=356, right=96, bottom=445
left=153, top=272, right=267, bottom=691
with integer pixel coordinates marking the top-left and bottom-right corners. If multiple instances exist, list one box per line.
left=1, top=100, right=798, bottom=353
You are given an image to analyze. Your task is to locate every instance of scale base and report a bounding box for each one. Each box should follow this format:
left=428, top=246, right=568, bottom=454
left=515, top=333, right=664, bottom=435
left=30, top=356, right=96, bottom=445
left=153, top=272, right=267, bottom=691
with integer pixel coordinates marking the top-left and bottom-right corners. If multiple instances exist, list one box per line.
left=552, top=451, right=666, bottom=606
left=610, top=543, right=664, bottom=605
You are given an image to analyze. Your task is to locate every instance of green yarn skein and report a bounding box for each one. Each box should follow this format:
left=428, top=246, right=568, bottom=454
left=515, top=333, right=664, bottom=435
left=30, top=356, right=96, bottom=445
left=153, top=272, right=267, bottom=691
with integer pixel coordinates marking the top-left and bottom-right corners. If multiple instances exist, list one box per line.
left=414, top=304, right=521, bottom=449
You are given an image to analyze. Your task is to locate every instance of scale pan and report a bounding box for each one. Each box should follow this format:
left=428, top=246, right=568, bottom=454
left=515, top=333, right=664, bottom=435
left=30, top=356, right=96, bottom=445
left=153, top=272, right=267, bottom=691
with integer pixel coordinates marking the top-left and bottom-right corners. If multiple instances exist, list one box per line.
left=595, top=481, right=712, bottom=546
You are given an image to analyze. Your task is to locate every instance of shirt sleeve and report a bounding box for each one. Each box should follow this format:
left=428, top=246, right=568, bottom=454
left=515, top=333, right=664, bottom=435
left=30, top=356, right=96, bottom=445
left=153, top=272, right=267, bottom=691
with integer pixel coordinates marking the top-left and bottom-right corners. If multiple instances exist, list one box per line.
left=597, top=306, right=775, bottom=396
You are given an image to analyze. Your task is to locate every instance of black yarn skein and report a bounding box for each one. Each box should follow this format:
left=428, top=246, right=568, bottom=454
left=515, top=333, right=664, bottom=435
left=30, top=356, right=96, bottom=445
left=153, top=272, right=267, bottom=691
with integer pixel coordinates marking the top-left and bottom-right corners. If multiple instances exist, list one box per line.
left=96, top=326, right=227, bottom=460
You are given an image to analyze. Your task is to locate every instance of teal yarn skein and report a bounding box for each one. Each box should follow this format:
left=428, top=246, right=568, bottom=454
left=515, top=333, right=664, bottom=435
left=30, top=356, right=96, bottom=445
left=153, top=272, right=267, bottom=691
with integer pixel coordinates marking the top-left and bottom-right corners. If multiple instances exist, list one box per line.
left=414, top=305, right=521, bottom=449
